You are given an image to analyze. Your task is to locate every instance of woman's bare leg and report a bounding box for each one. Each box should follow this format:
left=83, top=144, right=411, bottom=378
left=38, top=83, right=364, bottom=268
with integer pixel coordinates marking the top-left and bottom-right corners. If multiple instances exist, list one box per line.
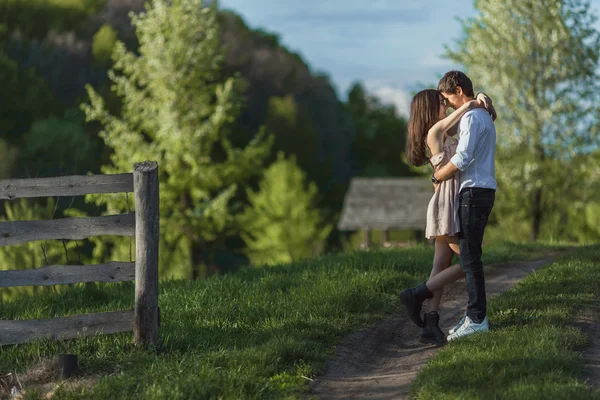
left=425, top=235, right=463, bottom=312
left=399, top=236, right=463, bottom=331
left=425, top=237, right=453, bottom=313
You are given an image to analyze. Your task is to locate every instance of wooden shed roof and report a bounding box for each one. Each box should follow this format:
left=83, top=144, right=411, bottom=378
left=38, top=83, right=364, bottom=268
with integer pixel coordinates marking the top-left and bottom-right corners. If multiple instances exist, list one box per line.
left=337, top=177, right=433, bottom=230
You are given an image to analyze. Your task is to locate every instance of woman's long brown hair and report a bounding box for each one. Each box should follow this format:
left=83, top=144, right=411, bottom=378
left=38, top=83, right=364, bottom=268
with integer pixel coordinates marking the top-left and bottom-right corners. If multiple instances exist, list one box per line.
left=406, top=89, right=442, bottom=166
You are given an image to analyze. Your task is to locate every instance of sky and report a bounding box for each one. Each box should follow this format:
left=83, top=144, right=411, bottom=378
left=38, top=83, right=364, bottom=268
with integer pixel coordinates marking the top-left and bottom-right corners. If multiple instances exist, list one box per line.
left=219, top=0, right=600, bottom=117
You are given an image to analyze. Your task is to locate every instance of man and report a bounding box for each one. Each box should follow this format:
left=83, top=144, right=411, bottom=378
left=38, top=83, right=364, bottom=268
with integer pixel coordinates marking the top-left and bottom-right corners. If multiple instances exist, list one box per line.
left=433, top=70, right=497, bottom=341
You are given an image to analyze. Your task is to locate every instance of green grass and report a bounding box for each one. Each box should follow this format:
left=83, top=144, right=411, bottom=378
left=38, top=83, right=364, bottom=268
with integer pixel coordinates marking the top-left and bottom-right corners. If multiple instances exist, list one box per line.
left=0, top=242, right=563, bottom=399
left=411, top=245, right=600, bottom=400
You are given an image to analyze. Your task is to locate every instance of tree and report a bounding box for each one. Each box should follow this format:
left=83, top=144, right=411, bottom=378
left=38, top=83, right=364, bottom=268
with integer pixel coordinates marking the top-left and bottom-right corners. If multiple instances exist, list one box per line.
left=263, top=95, right=326, bottom=187
left=346, top=82, right=412, bottom=177
left=92, top=24, right=118, bottom=66
left=0, top=198, right=79, bottom=302
left=82, top=0, right=272, bottom=279
left=0, top=139, right=17, bottom=179
left=241, top=153, right=332, bottom=266
left=21, top=108, right=105, bottom=177
left=447, top=0, right=600, bottom=240
left=218, top=10, right=355, bottom=230
left=0, top=26, right=58, bottom=146
left=0, top=0, right=105, bottom=40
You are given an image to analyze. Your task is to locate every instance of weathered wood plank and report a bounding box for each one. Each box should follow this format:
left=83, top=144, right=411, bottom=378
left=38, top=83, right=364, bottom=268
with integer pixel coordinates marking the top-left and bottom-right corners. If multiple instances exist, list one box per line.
left=0, top=310, right=134, bottom=346
left=362, top=229, right=371, bottom=248
left=0, top=262, right=135, bottom=288
left=382, top=229, right=390, bottom=245
left=134, top=161, right=160, bottom=348
left=0, top=174, right=133, bottom=200
left=0, top=214, right=135, bottom=247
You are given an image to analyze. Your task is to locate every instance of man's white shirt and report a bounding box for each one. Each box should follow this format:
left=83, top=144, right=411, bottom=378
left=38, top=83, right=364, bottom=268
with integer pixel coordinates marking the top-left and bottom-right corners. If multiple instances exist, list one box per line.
left=450, top=108, right=497, bottom=191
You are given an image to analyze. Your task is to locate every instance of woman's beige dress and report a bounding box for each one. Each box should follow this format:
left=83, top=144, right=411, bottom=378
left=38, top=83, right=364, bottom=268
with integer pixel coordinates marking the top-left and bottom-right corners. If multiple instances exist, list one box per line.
left=425, top=135, right=461, bottom=239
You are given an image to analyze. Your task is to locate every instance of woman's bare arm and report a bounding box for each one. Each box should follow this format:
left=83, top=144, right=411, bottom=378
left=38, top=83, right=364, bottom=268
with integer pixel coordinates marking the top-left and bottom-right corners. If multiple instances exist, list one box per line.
left=447, top=123, right=459, bottom=137
left=476, top=92, right=497, bottom=121
left=428, top=100, right=481, bottom=139
left=446, top=93, right=495, bottom=137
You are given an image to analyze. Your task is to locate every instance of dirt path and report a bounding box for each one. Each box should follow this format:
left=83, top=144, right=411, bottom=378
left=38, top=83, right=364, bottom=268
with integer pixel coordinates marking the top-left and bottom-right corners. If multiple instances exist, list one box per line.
left=309, top=252, right=566, bottom=400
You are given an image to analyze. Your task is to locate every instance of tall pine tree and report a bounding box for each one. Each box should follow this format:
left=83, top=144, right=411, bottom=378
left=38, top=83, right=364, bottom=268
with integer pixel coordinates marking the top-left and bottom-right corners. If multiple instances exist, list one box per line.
left=241, top=153, right=331, bottom=266
left=82, top=0, right=272, bottom=278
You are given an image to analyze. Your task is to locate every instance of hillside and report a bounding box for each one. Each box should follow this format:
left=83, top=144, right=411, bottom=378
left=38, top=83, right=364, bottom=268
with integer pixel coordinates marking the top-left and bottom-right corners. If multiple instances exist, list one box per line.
left=0, top=243, right=566, bottom=399
left=6, top=1, right=355, bottom=215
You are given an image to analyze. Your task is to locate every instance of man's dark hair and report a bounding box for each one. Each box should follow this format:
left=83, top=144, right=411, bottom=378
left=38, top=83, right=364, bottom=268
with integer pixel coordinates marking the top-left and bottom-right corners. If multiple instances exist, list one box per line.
left=437, top=70, right=474, bottom=97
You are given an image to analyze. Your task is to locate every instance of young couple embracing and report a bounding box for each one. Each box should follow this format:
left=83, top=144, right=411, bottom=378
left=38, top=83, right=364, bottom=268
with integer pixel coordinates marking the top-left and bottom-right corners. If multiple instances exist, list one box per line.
left=400, top=70, right=497, bottom=345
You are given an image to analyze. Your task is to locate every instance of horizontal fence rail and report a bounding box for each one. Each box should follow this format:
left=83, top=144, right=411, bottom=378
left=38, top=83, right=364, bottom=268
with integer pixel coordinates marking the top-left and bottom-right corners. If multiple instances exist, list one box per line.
left=0, top=213, right=135, bottom=246
left=0, top=262, right=135, bottom=288
left=0, top=173, right=133, bottom=200
left=0, top=310, right=134, bottom=346
left=0, top=161, right=159, bottom=348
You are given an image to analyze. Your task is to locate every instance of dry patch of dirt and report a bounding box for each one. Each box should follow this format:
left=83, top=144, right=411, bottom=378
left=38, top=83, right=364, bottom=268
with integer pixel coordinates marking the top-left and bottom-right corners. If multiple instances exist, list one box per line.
left=0, top=358, right=97, bottom=400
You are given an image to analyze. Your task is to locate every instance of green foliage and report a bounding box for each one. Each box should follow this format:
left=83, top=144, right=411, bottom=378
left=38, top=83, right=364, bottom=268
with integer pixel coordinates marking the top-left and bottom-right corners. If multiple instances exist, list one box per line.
left=0, top=0, right=105, bottom=39
left=346, top=82, right=412, bottom=177
left=447, top=0, right=600, bottom=241
left=0, top=1, right=103, bottom=161
left=82, top=0, right=272, bottom=278
left=92, top=24, right=118, bottom=65
left=20, top=108, right=105, bottom=176
left=241, top=153, right=332, bottom=266
left=0, top=242, right=560, bottom=398
left=264, top=95, right=326, bottom=185
left=0, top=198, right=79, bottom=302
left=217, top=10, right=355, bottom=234
left=0, top=138, right=18, bottom=179
left=0, top=44, right=57, bottom=144
left=486, top=152, right=600, bottom=244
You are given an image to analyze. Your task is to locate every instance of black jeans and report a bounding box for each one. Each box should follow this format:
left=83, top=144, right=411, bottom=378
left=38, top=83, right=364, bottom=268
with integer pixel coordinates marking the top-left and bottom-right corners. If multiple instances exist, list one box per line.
left=458, top=187, right=495, bottom=323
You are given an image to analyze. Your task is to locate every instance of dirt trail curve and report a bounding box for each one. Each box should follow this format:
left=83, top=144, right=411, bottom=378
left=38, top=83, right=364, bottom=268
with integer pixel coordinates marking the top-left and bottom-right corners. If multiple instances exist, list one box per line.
left=309, top=251, right=568, bottom=400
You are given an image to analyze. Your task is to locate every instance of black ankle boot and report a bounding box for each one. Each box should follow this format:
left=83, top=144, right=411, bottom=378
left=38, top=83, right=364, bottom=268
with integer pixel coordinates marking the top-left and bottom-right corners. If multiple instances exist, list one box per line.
left=399, top=282, right=433, bottom=327
left=419, top=311, right=447, bottom=346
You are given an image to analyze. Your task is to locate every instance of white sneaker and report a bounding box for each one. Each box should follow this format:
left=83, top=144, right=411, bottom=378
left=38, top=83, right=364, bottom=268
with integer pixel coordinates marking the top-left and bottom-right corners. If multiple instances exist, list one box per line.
left=449, top=312, right=467, bottom=335
left=447, top=316, right=489, bottom=341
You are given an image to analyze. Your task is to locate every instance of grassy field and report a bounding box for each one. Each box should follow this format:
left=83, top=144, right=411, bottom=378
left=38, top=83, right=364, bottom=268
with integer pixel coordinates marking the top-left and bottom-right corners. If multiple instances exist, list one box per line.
left=412, top=245, right=600, bottom=399
left=0, top=242, right=565, bottom=399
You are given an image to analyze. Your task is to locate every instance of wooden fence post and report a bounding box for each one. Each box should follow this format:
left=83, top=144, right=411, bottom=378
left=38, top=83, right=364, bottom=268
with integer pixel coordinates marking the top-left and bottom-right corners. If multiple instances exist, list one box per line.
left=133, top=161, right=159, bottom=347
left=362, top=229, right=371, bottom=249
left=414, top=229, right=425, bottom=244
left=381, top=229, right=390, bottom=246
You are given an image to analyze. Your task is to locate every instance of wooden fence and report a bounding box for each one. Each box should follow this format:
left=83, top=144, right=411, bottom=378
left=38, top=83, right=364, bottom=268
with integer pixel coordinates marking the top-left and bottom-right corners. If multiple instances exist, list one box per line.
left=0, top=161, right=159, bottom=348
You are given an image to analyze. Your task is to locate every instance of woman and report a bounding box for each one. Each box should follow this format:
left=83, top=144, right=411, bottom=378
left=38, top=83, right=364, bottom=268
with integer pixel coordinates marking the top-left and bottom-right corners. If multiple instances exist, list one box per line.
left=399, top=89, right=494, bottom=345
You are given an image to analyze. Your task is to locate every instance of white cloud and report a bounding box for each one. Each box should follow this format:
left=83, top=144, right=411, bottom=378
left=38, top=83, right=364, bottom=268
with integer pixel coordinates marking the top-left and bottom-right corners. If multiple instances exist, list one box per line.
left=371, top=86, right=411, bottom=117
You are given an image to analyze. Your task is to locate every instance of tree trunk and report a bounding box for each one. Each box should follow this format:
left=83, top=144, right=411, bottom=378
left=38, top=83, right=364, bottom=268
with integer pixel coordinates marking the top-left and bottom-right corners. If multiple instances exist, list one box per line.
left=205, top=259, right=219, bottom=277
left=414, top=229, right=424, bottom=244
left=530, top=186, right=543, bottom=241
left=531, top=140, right=545, bottom=242
left=190, top=243, right=203, bottom=280
left=190, top=243, right=221, bottom=279
left=381, top=229, right=390, bottom=246
left=362, top=229, right=371, bottom=248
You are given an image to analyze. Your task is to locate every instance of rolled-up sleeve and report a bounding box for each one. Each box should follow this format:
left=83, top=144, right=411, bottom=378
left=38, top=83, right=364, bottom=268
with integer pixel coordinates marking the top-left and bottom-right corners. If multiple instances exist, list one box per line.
left=450, top=113, right=481, bottom=171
